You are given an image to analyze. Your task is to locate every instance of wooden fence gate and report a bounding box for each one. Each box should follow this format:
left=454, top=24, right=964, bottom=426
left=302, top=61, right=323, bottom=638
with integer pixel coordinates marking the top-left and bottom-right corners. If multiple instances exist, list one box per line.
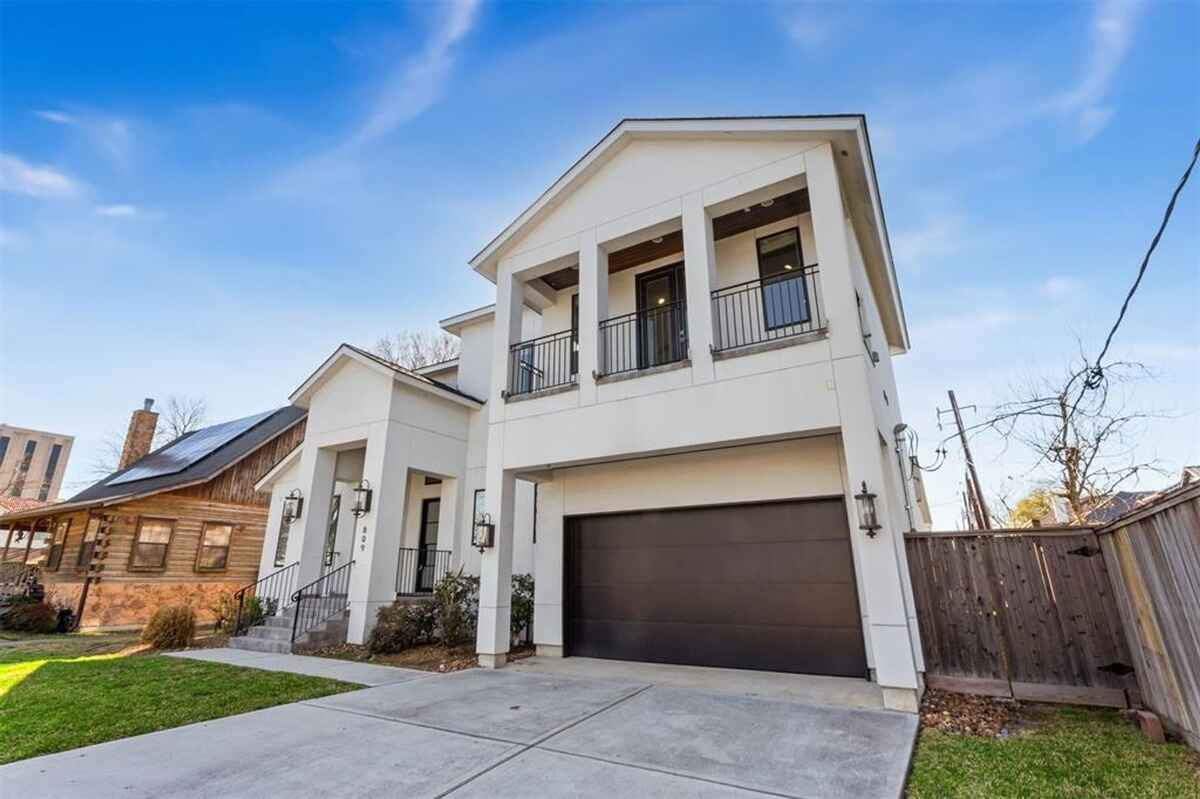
left=905, top=528, right=1138, bottom=707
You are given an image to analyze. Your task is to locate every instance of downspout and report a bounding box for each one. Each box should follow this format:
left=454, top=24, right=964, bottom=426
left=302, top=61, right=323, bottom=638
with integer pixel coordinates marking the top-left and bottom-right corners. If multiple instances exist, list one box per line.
left=892, top=423, right=915, bottom=532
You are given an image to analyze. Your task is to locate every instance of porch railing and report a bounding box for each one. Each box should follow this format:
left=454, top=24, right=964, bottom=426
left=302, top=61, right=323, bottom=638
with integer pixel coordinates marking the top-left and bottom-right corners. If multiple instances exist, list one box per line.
left=290, top=559, right=354, bottom=643
left=711, top=265, right=824, bottom=352
left=507, top=328, right=577, bottom=397
left=231, top=561, right=298, bottom=636
left=598, top=299, right=688, bottom=377
left=396, top=546, right=451, bottom=596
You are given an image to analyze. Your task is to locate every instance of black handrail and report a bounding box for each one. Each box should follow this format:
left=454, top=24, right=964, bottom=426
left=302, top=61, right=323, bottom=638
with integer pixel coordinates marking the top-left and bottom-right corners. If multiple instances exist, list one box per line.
left=290, top=560, right=354, bottom=644
left=397, top=546, right=451, bottom=596
left=507, top=327, right=576, bottom=397
left=232, top=561, right=298, bottom=636
left=711, top=265, right=824, bottom=352
left=598, top=299, right=688, bottom=376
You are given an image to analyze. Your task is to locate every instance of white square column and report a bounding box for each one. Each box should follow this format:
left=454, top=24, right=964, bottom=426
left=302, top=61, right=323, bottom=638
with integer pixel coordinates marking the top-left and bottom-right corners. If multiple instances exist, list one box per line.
left=490, top=262, right=525, bottom=408
left=577, top=229, right=608, bottom=405
left=681, top=191, right=718, bottom=383
left=345, top=421, right=410, bottom=644
left=807, top=142, right=921, bottom=710
left=294, top=447, right=337, bottom=590
left=476, top=424, right=516, bottom=667
left=532, top=479, right=564, bottom=656
left=436, top=477, right=460, bottom=555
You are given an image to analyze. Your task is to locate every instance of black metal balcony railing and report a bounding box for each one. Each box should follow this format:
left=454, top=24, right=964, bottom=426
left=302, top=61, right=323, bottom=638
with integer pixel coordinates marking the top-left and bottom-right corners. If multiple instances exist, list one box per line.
left=598, top=299, right=689, bottom=376
left=711, top=265, right=824, bottom=352
left=396, top=546, right=451, bottom=596
left=507, top=328, right=577, bottom=397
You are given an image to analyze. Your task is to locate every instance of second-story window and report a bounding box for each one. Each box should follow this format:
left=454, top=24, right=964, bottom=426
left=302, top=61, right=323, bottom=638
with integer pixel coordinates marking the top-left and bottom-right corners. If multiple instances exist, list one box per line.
left=756, top=228, right=810, bottom=330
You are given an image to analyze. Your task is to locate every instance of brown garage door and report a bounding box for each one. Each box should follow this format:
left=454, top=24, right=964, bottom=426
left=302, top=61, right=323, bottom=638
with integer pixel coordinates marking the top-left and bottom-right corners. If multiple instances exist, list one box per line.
left=564, top=498, right=868, bottom=677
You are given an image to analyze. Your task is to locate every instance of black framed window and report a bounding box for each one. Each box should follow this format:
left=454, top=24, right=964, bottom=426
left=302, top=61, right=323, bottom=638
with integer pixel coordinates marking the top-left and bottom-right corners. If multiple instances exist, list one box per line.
left=273, top=509, right=291, bottom=567
left=76, top=516, right=101, bottom=570
left=196, top=522, right=233, bottom=571
left=38, top=444, right=63, bottom=501
left=0, top=436, right=9, bottom=469
left=323, top=495, right=341, bottom=568
left=570, top=293, right=579, bottom=376
left=635, top=262, right=687, bottom=369
left=756, top=228, right=810, bottom=330
left=130, top=517, right=174, bottom=571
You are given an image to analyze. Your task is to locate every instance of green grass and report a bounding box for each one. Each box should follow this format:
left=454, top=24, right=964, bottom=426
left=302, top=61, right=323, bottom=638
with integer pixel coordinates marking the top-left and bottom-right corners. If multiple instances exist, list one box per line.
left=0, top=633, right=359, bottom=764
left=908, top=705, right=1200, bottom=799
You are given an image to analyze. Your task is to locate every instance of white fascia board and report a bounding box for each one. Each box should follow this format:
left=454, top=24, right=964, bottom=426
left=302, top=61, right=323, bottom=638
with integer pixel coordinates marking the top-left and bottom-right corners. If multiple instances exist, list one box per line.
left=439, top=304, right=495, bottom=336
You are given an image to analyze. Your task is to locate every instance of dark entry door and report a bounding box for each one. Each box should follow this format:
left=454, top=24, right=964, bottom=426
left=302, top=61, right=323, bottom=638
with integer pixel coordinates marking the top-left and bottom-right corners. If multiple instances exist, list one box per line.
left=635, top=263, right=687, bottom=369
left=564, top=498, right=868, bottom=677
left=416, top=498, right=440, bottom=592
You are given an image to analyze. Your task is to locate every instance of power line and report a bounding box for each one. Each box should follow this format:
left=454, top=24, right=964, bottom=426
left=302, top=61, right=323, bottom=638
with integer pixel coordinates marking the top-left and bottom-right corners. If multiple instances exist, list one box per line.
left=1086, top=136, right=1200, bottom=390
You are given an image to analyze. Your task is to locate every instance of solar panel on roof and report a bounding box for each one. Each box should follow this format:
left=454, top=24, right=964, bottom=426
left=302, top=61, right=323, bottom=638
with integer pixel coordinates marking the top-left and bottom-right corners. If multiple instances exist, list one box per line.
left=107, top=410, right=276, bottom=486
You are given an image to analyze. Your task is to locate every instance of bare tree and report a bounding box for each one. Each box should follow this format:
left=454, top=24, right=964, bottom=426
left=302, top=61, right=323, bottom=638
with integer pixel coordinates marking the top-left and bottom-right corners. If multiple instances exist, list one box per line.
left=978, top=354, right=1164, bottom=525
left=373, top=330, right=460, bottom=370
left=153, top=394, right=208, bottom=447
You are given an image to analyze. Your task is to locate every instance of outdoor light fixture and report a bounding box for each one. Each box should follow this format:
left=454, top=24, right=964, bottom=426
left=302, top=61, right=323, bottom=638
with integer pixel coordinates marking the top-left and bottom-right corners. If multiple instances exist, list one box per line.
left=472, top=512, right=496, bottom=553
left=350, top=479, right=373, bottom=518
left=854, top=481, right=881, bottom=538
left=652, top=236, right=664, bottom=244
left=281, top=489, right=304, bottom=525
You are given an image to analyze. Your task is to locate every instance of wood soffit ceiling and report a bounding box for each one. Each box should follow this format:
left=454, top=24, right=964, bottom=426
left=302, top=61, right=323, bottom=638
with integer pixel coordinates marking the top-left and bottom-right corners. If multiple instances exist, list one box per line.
left=539, top=188, right=810, bottom=291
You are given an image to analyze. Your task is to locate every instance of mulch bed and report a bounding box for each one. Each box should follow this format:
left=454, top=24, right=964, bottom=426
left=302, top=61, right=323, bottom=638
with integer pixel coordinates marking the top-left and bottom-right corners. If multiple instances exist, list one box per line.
left=296, top=642, right=536, bottom=673
left=920, top=689, right=1019, bottom=737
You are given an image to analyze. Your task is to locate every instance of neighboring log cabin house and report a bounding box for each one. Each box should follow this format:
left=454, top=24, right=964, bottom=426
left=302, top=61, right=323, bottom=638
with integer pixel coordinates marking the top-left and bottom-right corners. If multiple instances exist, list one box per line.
left=0, top=401, right=305, bottom=629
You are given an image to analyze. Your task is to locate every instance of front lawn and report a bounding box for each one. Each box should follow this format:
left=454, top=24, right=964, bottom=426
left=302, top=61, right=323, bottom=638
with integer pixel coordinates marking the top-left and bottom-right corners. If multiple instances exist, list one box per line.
left=0, top=633, right=359, bottom=764
left=908, top=693, right=1200, bottom=798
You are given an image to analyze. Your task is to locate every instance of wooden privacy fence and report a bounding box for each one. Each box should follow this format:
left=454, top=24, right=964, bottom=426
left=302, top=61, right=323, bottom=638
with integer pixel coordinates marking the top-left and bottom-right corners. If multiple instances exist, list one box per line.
left=1099, top=484, right=1200, bottom=749
left=905, top=527, right=1138, bottom=708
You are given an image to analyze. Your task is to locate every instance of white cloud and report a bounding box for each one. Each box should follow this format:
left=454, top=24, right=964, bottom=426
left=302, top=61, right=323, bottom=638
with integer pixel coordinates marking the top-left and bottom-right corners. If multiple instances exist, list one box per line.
left=1039, top=275, right=1083, bottom=299
left=892, top=212, right=967, bottom=267
left=0, top=153, right=82, bottom=198
left=95, top=204, right=139, bottom=218
left=34, top=109, right=79, bottom=126
left=1052, top=0, right=1142, bottom=138
left=351, top=0, right=481, bottom=146
left=33, top=106, right=135, bottom=163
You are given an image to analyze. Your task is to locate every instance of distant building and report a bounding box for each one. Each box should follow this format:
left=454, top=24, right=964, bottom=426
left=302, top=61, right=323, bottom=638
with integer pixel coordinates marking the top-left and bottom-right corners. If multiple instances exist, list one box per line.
left=0, top=425, right=74, bottom=502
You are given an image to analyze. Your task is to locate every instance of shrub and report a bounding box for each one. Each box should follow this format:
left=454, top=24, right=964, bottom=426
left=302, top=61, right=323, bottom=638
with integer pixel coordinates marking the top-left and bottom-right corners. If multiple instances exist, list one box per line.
left=0, top=599, right=60, bottom=633
left=511, top=574, right=535, bottom=643
left=208, top=591, right=236, bottom=631
left=367, top=601, right=436, bottom=654
left=141, top=604, right=196, bottom=650
left=243, top=596, right=267, bottom=629
left=434, top=570, right=479, bottom=646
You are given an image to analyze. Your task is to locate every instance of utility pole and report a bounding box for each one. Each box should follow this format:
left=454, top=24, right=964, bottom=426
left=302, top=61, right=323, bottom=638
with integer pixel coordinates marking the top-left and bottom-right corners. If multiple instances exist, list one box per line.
left=939, top=390, right=992, bottom=530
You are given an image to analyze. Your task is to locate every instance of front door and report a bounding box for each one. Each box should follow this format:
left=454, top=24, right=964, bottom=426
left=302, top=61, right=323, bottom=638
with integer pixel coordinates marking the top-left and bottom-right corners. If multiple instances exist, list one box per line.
left=416, top=498, right=440, bottom=592
left=635, top=263, right=687, bottom=369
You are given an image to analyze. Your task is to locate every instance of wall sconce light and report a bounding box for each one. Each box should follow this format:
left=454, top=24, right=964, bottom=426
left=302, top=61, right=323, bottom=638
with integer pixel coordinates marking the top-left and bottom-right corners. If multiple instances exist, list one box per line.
left=854, top=481, right=881, bottom=538
left=282, top=489, right=304, bottom=525
left=472, top=512, right=495, bottom=553
left=351, top=479, right=373, bottom=518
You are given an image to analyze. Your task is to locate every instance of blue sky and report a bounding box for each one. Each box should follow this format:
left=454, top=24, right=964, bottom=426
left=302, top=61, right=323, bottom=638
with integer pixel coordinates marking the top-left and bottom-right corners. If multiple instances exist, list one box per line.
left=2, top=1, right=1196, bottom=524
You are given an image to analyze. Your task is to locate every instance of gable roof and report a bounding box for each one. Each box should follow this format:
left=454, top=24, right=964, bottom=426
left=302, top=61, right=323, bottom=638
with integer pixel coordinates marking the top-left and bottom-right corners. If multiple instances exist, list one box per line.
left=468, top=115, right=908, bottom=352
left=289, top=343, right=485, bottom=408
left=0, top=406, right=307, bottom=523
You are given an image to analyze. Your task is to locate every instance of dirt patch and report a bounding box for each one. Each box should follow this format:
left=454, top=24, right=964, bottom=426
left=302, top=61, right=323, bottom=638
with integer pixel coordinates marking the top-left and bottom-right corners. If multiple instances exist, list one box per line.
left=920, top=689, right=1020, bottom=737
left=296, top=642, right=536, bottom=673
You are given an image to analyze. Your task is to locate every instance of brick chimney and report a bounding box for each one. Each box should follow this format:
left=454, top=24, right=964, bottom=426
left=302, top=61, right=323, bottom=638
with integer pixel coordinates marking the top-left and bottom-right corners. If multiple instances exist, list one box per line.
left=118, top=398, right=159, bottom=470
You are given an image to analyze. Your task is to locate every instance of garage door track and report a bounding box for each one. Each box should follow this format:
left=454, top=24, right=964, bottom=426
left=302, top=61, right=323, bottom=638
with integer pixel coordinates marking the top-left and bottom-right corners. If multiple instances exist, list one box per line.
left=0, top=667, right=918, bottom=798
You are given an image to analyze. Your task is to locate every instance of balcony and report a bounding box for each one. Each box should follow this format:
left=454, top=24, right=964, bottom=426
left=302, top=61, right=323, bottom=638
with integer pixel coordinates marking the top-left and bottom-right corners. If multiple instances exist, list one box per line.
left=396, top=546, right=451, bottom=597
left=711, top=265, right=825, bottom=354
left=598, top=299, right=688, bottom=377
left=506, top=328, right=577, bottom=398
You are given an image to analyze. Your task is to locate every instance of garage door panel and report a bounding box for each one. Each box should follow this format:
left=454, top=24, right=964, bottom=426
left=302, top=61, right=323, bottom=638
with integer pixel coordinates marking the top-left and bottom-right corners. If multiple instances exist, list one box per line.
left=565, top=498, right=867, bottom=677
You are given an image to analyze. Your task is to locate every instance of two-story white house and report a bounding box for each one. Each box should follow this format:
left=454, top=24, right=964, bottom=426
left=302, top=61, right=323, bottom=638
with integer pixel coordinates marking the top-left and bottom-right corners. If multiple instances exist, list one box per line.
left=249, top=116, right=927, bottom=713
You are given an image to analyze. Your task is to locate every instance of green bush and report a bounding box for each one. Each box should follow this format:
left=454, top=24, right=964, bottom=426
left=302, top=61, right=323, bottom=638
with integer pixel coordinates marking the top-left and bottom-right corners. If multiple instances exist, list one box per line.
left=0, top=599, right=60, bottom=633
left=141, top=604, right=196, bottom=650
left=367, top=600, right=436, bottom=654
left=434, top=570, right=479, bottom=646
left=511, top=574, right=534, bottom=643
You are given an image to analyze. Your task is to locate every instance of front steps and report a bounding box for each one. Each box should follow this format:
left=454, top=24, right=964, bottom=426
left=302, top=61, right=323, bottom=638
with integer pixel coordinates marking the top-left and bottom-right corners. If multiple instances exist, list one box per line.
left=228, top=606, right=348, bottom=654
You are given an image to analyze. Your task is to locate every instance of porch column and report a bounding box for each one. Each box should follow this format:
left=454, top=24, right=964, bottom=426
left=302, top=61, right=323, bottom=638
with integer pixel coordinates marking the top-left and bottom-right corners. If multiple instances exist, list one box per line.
left=490, top=261, right=524, bottom=409
left=476, top=425, right=516, bottom=668
left=346, top=421, right=411, bottom=644
left=294, top=447, right=337, bottom=589
left=436, top=477, right=460, bottom=569
left=681, top=191, right=718, bottom=383
left=532, top=479, right=565, bottom=656
left=577, top=229, right=607, bottom=406
left=808, top=141, right=921, bottom=711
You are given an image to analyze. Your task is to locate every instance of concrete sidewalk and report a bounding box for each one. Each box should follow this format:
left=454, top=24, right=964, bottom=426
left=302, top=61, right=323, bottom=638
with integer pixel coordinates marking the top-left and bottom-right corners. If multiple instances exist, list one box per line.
left=0, top=666, right=918, bottom=798
left=165, top=647, right=429, bottom=686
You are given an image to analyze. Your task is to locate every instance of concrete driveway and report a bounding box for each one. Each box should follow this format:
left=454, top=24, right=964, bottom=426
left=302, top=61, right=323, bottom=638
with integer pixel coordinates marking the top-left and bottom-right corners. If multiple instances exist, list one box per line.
left=0, top=665, right=917, bottom=798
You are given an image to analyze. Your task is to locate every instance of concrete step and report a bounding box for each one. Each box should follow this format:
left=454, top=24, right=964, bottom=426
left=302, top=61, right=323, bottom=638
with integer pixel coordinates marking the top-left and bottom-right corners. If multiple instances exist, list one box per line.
left=262, top=614, right=295, bottom=630
left=228, top=635, right=292, bottom=654
left=247, top=625, right=292, bottom=642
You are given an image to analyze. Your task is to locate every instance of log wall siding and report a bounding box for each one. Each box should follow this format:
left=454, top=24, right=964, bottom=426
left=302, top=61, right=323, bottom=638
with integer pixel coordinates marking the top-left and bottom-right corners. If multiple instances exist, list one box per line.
left=1099, top=486, right=1200, bottom=749
left=905, top=529, right=1137, bottom=708
left=177, top=418, right=305, bottom=506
